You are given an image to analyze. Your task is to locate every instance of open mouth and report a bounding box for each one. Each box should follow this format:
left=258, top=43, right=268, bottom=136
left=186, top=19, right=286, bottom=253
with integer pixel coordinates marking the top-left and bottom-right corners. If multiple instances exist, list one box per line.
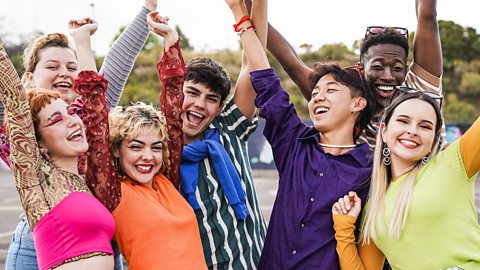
left=67, top=129, right=83, bottom=142
left=399, top=139, right=419, bottom=149
left=376, top=85, right=395, bottom=97
left=135, top=164, right=154, bottom=174
left=186, top=111, right=205, bottom=126
left=314, top=107, right=329, bottom=115
left=53, top=82, right=73, bottom=92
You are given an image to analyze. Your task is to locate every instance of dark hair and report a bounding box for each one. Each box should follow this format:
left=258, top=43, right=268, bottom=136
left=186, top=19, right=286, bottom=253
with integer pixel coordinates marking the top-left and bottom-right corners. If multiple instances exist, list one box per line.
left=383, top=92, right=443, bottom=149
left=309, top=63, right=376, bottom=138
left=360, top=28, right=409, bottom=63
left=185, top=57, right=231, bottom=104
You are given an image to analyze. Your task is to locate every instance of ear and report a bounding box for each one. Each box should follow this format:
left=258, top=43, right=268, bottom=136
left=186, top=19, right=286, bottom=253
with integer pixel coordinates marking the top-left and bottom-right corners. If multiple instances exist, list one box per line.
left=216, top=102, right=225, bottom=116
left=381, top=123, right=388, bottom=143
left=24, top=72, right=35, bottom=88
left=352, top=97, right=367, bottom=115
left=112, top=147, right=120, bottom=159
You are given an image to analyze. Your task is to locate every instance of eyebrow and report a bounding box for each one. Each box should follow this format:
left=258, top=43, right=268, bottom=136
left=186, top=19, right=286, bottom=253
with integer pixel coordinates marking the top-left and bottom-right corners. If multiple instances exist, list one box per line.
left=44, top=111, right=62, bottom=126
left=397, top=114, right=434, bottom=126
left=128, top=139, right=163, bottom=145
left=186, top=85, right=221, bottom=99
left=326, top=82, right=341, bottom=87
left=44, top=59, right=77, bottom=65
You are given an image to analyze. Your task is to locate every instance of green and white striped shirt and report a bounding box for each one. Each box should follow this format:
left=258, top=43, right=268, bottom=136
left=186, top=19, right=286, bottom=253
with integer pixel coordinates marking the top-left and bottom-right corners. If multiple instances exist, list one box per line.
left=194, top=98, right=266, bottom=269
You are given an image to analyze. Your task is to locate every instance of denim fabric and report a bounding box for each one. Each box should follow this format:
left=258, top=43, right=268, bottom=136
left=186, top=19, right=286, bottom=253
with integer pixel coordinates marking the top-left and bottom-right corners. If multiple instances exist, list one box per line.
left=5, top=216, right=124, bottom=270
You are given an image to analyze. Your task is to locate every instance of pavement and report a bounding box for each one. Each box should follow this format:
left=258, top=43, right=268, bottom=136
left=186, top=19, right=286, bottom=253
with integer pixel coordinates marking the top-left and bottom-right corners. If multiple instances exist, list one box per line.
left=1, top=169, right=480, bottom=268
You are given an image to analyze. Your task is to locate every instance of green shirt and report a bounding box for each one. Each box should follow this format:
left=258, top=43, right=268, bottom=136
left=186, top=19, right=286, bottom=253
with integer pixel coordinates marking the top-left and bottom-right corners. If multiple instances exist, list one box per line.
left=194, top=98, right=266, bottom=269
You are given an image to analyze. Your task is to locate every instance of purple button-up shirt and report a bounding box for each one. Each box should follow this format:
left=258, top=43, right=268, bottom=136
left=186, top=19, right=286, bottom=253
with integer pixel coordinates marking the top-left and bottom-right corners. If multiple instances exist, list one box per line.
left=251, top=68, right=372, bottom=270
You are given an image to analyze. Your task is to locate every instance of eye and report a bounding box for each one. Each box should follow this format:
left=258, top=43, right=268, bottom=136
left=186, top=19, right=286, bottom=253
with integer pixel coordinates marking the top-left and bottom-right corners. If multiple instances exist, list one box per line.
left=47, top=66, right=58, bottom=70
left=420, top=124, right=433, bottom=130
left=207, top=97, right=219, bottom=103
left=68, top=66, right=78, bottom=72
left=326, top=88, right=337, bottom=93
left=396, top=119, right=408, bottom=124
left=152, top=146, right=163, bottom=152
left=392, top=65, right=405, bottom=72
left=128, top=145, right=142, bottom=151
left=47, top=115, right=63, bottom=126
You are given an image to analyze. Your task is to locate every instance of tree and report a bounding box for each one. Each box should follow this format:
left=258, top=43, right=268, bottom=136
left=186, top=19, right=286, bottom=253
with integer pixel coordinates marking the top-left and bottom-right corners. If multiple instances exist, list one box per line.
left=175, top=25, right=193, bottom=51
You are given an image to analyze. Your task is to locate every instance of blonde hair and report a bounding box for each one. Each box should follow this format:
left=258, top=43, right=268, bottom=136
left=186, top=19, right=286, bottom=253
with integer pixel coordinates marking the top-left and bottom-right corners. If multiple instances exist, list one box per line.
left=361, top=93, right=443, bottom=243
left=21, top=33, right=75, bottom=88
left=109, top=102, right=171, bottom=177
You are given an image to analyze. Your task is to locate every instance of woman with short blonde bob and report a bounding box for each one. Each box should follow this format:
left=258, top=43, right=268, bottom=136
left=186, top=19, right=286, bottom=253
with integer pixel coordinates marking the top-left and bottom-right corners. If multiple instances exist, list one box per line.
left=332, top=90, right=480, bottom=269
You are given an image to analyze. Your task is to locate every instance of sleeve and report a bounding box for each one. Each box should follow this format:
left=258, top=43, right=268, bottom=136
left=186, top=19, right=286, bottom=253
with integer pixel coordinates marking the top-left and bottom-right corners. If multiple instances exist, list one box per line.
left=0, top=40, right=41, bottom=194
left=158, top=38, right=185, bottom=190
left=250, top=68, right=305, bottom=173
left=100, top=7, right=150, bottom=109
left=333, top=214, right=385, bottom=270
left=459, top=115, right=480, bottom=178
left=0, top=126, right=11, bottom=168
left=215, top=97, right=258, bottom=143
left=404, top=62, right=447, bottom=148
left=74, top=70, right=121, bottom=212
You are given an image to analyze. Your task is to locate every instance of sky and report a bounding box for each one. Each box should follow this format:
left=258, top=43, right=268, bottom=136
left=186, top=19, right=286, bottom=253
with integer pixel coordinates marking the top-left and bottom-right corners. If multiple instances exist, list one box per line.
left=0, top=0, right=479, bottom=56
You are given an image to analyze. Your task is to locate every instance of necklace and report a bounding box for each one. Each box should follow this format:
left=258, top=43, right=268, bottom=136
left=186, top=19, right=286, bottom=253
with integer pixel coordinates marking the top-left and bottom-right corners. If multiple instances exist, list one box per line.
left=318, top=142, right=356, bottom=149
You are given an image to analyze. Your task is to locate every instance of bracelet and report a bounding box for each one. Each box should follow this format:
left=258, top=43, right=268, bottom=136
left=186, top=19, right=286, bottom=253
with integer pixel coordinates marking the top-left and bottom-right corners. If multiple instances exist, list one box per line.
left=237, top=25, right=255, bottom=37
left=233, top=15, right=250, bottom=32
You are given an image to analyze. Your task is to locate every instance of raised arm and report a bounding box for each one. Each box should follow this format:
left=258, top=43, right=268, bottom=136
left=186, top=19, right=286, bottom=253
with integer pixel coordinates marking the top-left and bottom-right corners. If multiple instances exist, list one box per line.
left=413, top=0, right=442, bottom=77
left=244, top=0, right=312, bottom=100
left=70, top=20, right=121, bottom=211
left=459, top=115, right=480, bottom=178
left=100, top=0, right=157, bottom=108
left=232, top=0, right=268, bottom=120
left=147, top=11, right=184, bottom=189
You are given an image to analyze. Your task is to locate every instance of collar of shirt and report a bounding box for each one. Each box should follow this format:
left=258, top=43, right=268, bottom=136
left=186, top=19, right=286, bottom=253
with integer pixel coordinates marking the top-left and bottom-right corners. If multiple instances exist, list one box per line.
left=298, top=128, right=372, bottom=167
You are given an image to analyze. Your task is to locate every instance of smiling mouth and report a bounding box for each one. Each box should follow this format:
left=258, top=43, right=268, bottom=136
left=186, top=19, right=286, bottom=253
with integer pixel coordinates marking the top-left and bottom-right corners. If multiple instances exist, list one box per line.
left=314, top=107, right=329, bottom=115
left=53, top=82, right=73, bottom=92
left=376, top=85, right=395, bottom=97
left=186, top=111, right=205, bottom=126
left=135, top=165, right=154, bottom=174
left=67, top=129, right=83, bottom=141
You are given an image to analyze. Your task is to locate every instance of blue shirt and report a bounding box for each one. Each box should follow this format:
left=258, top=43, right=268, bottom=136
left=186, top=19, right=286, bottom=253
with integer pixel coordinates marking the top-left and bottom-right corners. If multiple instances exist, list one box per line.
left=251, top=68, right=372, bottom=269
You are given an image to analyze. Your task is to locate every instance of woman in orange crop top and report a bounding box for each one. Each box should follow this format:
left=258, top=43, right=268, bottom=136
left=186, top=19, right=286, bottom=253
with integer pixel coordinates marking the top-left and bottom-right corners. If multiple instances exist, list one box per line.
left=76, top=12, right=207, bottom=270
left=0, top=20, right=116, bottom=270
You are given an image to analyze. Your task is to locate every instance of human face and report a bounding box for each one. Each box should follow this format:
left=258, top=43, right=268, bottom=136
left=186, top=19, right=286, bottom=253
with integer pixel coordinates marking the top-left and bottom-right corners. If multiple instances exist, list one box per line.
left=382, top=99, right=437, bottom=172
left=182, top=81, right=223, bottom=144
left=363, top=44, right=407, bottom=109
left=308, top=74, right=360, bottom=134
left=37, top=99, right=88, bottom=159
left=117, top=127, right=164, bottom=187
left=27, top=47, right=79, bottom=104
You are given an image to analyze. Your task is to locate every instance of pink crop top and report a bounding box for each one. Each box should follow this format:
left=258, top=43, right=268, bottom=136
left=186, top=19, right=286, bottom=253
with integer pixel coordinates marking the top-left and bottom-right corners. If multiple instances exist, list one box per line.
left=33, top=192, right=115, bottom=270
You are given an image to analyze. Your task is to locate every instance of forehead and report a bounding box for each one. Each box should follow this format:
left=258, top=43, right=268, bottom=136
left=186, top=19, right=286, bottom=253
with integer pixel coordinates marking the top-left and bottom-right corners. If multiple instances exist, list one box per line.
left=391, top=98, right=437, bottom=123
left=126, top=126, right=163, bottom=143
left=314, top=74, right=345, bottom=89
left=38, top=47, right=77, bottom=64
left=37, top=98, right=68, bottom=119
left=365, top=43, right=406, bottom=63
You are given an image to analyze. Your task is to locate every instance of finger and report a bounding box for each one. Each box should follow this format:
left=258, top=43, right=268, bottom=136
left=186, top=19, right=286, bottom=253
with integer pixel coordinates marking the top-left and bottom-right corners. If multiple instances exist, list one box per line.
left=343, top=195, right=351, bottom=211
left=332, top=202, right=341, bottom=214
left=338, top=198, right=347, bottom=214
left=351, top=192, right=361, bottom=204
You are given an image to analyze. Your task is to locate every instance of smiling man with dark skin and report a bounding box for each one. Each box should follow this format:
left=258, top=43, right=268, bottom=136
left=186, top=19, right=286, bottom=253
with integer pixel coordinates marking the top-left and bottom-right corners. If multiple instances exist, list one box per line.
left=252, top=0, right=444, bottom=149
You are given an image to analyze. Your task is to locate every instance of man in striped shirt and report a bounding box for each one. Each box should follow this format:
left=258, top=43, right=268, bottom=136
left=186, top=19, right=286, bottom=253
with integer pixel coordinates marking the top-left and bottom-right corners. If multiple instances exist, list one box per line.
left=180, top=57, right=266, bottom=269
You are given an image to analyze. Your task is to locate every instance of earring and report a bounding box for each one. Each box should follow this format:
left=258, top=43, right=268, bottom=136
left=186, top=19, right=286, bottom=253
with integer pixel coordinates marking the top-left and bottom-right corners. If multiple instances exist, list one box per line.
left=39, top=146, right=50, bottom=160
left=421, top=154, right=430, bottom=166
left=382, top=144, right=391, bottom=166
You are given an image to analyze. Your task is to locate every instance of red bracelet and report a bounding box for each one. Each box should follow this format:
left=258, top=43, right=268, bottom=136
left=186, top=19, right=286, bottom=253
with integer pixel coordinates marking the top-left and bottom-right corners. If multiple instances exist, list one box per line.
left=237, top=25, right=255, bottom=37
left=233, top=15, right=250, bottom=32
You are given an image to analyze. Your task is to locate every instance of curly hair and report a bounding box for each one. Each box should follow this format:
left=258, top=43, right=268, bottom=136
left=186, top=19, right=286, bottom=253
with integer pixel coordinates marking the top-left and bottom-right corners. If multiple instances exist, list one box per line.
left=109, top=102, right=171, bottom=177
left=360, top=28, right=409, bottom=63
left=21, top=33, right=75, bottom=88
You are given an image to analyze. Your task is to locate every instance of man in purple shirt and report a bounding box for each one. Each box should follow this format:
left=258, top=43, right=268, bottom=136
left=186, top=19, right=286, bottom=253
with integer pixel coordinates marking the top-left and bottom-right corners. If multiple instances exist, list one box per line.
left=226, top=0, right=376, bottom=268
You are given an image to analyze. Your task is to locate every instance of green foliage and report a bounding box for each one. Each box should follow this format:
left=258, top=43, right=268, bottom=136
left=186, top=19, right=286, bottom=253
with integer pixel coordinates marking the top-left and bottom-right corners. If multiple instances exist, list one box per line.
left=459, top=72, right=480, bottom=95
left=444, top=94, right=477, bottom=124
left=175, top=25, right=193, bottom=51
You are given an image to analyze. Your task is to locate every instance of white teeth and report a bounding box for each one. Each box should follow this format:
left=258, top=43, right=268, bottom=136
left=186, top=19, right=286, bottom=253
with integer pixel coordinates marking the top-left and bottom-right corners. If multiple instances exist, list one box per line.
left=136, top=165, right=153, bottom=171
left=315, top=107, right=329, bottom=114
left=54, top=82, right=72, bottom=88
left=377, top=85, right=394, bottom=91
left=68, top=130, right=81, bottom=140
left=189, top=111, right=204, bottom=118
left=400, top=140, right=418, bottom=146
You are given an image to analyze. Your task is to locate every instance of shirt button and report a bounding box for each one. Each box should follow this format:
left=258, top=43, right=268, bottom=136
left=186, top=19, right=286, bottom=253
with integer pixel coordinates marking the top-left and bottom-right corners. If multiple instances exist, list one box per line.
left=310, top=197, right=315, bottom=202
left=326, top=153, right=332, bottom=158
left=292, top=250, right=297, bottom=255
left=319, top=172, right=324, bottom=176
left=301, top=223, right=305, bottom=228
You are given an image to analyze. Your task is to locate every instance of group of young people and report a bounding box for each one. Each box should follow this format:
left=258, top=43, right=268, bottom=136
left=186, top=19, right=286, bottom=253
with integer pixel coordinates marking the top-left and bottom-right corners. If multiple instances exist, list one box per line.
left=1, top=0, right=479, bottom=269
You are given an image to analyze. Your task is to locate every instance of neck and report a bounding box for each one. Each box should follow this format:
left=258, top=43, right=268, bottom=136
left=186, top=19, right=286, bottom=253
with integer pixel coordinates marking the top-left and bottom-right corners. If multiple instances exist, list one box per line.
left=50, top=156, right=80, bottom=175
left=183, top=133, right=203, bottom=145
left=390, top=157, right=418, bottom=179
left=318, top=130, right=356, bottom=155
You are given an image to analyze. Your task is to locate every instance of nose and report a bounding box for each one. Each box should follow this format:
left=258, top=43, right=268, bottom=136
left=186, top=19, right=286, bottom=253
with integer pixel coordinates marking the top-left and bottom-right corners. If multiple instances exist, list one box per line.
left=406, top=125, right=418, bottom=137
left=381, top=67, right=394, bottom=81
left=142, top=148, right=154, bottom=160
left=58, top=65, right=70, bottom=78
left=193, top=96, right=206, bottom=109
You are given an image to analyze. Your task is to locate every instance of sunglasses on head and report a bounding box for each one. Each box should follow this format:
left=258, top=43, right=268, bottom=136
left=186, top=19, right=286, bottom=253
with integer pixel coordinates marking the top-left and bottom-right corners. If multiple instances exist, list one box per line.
left=365, top=26, right=409, bottom=39
left=390, top=86, right=443, bottom=108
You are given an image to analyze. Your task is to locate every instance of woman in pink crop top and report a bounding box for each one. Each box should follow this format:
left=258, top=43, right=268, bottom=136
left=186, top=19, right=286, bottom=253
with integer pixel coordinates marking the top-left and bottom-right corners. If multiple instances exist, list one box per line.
left=0, top=20, right=116, bottom=270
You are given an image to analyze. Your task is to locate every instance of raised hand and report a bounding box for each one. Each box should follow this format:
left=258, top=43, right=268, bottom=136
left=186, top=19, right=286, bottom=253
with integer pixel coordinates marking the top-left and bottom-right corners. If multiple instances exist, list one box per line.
left=332, top=191, right=362, bottom=218
left=144, top=0, right=157, bottom=11
left=68, top=17, right=98, bottom=38
left=146, top=11, right=178, bottom=50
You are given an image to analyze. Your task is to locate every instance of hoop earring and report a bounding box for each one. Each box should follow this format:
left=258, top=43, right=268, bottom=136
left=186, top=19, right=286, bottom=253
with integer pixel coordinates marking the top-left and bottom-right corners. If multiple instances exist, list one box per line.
left=421, top=154, right=430, bottom=166
left=382, top=144, right=391, bottom=166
